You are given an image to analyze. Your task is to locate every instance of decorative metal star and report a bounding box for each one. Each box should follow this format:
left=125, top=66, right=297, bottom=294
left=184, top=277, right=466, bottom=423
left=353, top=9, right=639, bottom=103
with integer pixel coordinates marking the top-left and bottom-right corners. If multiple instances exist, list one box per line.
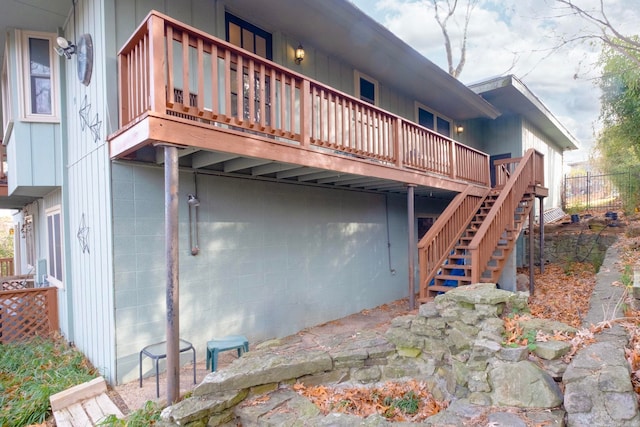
left=77, top=213, right=90, bottom=254
left=79, top=95, right=91, bottom=131
left=89, top=113, right=102, bottom=143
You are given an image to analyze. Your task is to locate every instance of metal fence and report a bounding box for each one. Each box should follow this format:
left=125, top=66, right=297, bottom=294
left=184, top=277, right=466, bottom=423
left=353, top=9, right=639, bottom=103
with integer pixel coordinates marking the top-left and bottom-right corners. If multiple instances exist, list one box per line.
left=563, top=169, right=636, bottom=212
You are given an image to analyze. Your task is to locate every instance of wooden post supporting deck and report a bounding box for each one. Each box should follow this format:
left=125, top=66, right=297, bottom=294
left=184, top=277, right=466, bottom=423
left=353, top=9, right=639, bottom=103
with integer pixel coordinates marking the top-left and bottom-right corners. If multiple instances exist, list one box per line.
left=539, top=196, right=545, bottom=274
left=528, top=206, right=535, bottom=295
left=407, top=184, right=416, bottom=309
left=164, top=145, right=180, bottom=404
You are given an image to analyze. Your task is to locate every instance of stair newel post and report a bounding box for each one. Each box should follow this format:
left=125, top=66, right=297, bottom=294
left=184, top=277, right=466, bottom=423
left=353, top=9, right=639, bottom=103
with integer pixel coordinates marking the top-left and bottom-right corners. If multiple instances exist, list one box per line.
left=470, top=248, right=480, bottom=284
left=407, top=184, right=417, bottom=309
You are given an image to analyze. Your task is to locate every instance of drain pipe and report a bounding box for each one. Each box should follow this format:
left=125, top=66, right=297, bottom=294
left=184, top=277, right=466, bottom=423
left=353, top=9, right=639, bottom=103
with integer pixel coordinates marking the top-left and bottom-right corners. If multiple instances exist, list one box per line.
left=407, top=185, right=416, bottom=309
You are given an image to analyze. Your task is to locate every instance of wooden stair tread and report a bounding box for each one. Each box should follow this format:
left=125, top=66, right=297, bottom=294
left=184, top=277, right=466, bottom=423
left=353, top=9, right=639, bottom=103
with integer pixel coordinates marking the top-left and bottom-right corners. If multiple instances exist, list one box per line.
left=427, top=285, right=461, bottom=293
left=435, top=275, right=472, bottom=281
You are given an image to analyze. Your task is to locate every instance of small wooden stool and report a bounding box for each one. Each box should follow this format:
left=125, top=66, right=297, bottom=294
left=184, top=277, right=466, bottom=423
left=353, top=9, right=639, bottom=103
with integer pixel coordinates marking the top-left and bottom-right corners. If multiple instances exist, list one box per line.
left=206, top=335, right=249, bottom=372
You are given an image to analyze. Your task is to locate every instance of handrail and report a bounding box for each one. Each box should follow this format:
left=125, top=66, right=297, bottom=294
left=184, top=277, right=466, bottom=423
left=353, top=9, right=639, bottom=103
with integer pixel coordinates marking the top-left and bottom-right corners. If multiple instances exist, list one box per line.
left=418, top=185, right=489, bottom=300
left=116, top=10, right=491, bottom=187
left=468, top=149, right=543, bottom=282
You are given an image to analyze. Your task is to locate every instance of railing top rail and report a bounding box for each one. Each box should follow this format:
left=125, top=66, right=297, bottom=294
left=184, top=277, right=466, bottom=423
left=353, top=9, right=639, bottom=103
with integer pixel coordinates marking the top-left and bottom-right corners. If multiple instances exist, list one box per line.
left=0, top=286, right=55, bottom=296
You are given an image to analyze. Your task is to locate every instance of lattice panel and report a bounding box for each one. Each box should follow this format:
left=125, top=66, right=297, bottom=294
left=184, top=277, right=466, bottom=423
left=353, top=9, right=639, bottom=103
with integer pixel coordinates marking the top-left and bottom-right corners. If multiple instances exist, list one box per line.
left=0, top=288, right=56, bottom=343
left=1, top=276, right=35, bottom=291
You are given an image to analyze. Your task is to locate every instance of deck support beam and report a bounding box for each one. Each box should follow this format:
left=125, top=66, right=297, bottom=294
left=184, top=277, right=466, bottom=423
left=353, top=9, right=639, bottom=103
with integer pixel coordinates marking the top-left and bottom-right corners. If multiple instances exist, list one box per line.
left=163, top=144, right=180, bottom=404
left=407, top=184, right=416, bottom=309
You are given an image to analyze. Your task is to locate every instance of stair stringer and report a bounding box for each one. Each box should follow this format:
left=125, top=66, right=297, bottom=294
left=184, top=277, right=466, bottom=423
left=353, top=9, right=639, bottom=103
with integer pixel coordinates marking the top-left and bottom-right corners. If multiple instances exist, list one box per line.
left=417, top=185, right=490, bottom=302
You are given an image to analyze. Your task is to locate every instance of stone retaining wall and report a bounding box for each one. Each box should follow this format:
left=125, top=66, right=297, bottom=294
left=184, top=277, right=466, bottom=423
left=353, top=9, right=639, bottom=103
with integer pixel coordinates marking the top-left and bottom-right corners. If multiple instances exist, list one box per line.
left=159, top=283, right=601, bottom=426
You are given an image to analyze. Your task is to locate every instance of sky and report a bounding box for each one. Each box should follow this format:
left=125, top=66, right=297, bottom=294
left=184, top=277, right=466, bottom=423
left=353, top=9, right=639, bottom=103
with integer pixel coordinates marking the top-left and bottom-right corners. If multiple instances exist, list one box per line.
left=348, top=0, right=640, bottom=164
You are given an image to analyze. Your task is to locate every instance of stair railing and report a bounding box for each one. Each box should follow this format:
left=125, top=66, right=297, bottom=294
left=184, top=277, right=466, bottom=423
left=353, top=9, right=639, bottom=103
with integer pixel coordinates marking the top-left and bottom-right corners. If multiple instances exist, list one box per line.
left=418, top=185, right=489, bottom=300
left=468, top=149, right=543, bottom=283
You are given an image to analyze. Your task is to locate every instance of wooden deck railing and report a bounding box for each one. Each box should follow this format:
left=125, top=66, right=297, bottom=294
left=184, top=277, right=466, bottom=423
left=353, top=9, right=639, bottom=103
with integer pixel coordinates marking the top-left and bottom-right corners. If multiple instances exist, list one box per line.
left=117, top=10, right=490, bottom=186
left=0, top=286, right=59, bottom=343
left=0, top=257, right=14, bottom=277
left=418, top=185, right=489, bottom=301
left=469, top=149, right=544, bottom=283
left=1, top=274, right=34, bottom=291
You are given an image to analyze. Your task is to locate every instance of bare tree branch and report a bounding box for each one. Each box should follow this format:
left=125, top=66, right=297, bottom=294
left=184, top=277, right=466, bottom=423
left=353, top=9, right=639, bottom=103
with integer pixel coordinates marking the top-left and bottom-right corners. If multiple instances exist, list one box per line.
left=555, top=0, right=640, bottom=67
left=431, top=0, right=478, bottom=79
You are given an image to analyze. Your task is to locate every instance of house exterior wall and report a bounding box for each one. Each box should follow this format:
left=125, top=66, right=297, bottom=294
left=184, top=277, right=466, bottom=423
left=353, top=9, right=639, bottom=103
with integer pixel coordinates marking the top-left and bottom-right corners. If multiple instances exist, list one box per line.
left=522, top=119, right=564, bottom=209
left=112, top=162, right=410, bottom=383
left=480, top=115, right=523, bottom=158
left=55, top=0, right=116, bottom=382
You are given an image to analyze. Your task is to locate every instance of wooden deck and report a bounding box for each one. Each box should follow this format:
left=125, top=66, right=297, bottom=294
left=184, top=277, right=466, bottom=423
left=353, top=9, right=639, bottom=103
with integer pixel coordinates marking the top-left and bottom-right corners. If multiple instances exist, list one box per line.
left=108, top=11, right=491, bottom=196
left=50, top=377, right=124, bottom=426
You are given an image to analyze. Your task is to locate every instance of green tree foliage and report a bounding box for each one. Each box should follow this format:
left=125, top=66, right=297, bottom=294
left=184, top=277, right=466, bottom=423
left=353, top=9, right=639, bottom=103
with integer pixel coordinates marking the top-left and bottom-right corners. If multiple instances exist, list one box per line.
left=596, top=38, right=640, bottom=213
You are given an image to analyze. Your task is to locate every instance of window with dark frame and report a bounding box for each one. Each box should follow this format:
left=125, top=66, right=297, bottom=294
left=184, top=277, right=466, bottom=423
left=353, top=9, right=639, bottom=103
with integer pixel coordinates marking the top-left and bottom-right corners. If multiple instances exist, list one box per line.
left=226, top=13, right=273, bottom=124
left=225, top=13, right=272, bottom=60
left=359, top=77, right=376, bottom=105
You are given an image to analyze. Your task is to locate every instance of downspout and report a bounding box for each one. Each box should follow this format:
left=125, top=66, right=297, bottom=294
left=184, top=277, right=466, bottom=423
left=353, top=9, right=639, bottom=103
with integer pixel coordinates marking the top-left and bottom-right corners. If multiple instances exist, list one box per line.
left=407, top=185, right=416, bottom=309
left=164, top=145, right=180, bottom=404
left=58, top=27, right=74, bottom=343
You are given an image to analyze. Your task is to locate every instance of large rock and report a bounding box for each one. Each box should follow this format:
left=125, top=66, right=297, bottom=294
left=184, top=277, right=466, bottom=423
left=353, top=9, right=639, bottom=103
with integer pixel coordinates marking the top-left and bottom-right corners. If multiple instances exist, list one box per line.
left=194, top=350, right=332, bottom=396
left=489, top=361, right=563, bottom=408
left=564, top=337, right=640, bottom=426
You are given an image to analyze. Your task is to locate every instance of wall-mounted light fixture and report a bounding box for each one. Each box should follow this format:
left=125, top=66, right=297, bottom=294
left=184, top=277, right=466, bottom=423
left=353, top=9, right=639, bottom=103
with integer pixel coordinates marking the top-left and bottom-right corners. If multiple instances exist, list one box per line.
left=456, top=125, right=464, bottom=134
left=54, top=37, right=76, bottom=59
left=54, top=34, right=94, bottom=85
left=187, top=194, right=200, bottom=256
left=295, top=44, right=305, bottom=64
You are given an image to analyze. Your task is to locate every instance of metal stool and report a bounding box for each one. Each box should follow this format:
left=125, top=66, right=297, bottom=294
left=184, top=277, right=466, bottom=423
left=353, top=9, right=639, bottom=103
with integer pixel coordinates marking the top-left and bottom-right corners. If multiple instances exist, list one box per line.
left=206, top=335, right=249, bottom=372
left=139, top=338, right=196, bottom=398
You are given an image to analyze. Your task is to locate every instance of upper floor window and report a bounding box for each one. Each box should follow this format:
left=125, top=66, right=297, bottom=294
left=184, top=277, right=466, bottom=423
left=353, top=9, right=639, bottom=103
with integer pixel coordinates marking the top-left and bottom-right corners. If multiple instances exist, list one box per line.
left=355, top=71, right=378, bottom=105
left=225, top=13, right=272, bottom=60
left=416, top=103, right=451, bottom=137
left=17, top=30, right=60, bottom=122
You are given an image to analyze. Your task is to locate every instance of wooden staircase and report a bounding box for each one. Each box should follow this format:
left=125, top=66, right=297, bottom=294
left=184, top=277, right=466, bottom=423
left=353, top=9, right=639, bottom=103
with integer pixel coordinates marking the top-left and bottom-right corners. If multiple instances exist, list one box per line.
left=418, top=149, right=545, bottom=302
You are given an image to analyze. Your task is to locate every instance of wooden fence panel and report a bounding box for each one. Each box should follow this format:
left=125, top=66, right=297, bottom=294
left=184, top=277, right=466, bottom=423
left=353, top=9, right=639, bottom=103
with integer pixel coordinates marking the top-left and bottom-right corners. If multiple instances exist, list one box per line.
left=0, top=286, right=59, bottom=343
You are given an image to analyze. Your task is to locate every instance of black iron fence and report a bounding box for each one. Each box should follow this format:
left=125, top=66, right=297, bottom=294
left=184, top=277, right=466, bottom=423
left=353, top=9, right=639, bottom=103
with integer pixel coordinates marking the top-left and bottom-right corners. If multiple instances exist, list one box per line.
left=563, top=168, right=640, bottom=212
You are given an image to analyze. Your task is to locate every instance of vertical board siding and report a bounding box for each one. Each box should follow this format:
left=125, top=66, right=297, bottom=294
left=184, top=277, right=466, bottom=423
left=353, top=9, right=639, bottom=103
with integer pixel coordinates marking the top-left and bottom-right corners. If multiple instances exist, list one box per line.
left=62, top=0, right=116, bottom=383
left=522, top=119, right=563, bottom=208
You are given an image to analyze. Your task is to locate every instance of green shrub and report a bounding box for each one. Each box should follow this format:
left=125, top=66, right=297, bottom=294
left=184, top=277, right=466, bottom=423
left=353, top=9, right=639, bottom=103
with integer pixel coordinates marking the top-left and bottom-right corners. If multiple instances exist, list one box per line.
left=0, top=336, right=97, bottom=426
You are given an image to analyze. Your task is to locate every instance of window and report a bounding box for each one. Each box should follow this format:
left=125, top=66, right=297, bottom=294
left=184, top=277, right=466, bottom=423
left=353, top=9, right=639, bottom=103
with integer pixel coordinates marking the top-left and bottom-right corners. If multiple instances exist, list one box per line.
left=355, top=71, right=378, bottom=105
left=225, top=13, right=272, bottom=60
left=46, top=207, right=63, bottom=286
left=17, top=30, right=60, bottom=122
left=225, top=13, right=273, bottom=124
left=416, top=104, right=451, bottom=137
